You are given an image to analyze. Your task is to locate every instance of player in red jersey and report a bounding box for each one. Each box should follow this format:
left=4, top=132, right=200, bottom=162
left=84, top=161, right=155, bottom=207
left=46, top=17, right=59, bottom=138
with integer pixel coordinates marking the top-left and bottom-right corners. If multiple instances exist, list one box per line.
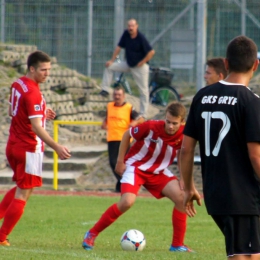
left=0, top=51, right=71, bottom=246
left=82, top=101, right=194, bottom=252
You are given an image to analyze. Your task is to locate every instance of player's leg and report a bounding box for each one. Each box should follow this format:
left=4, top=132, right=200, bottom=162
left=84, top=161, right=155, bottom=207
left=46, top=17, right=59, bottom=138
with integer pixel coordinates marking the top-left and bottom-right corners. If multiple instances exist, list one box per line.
left=162, top=179, right=194, bottom=252
left=82, top=166, right=142, bottom=250
left=0, top=186, right=17, bottom=220
left=0, top=147, right=42, bottom=246
left=82, top=192, right=137, bottom=250
left=101, top=61, right=130, bottom=94
left=212, top=215, right=260, bottom=260
left=91, top=192, right=137, bottom=234
left=130, top=64, right=149, bottom=118
left=0, top=187, right=32, bottom=246
left=0, top=144, right=18, bottom=220
left=250, top=254, right=260, bottom=260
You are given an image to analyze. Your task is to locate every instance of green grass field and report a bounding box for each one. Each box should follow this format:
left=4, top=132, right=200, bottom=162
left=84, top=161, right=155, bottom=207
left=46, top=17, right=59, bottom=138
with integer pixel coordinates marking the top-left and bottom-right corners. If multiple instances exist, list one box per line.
left=0, top=194, right=226, bottom=260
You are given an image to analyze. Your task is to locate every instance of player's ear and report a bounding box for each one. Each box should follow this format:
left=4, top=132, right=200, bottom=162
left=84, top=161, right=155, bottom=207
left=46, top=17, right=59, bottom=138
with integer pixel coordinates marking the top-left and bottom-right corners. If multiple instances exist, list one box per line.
left=252, top=59, right=259, bottom=72
left=29, top=65, right=35, bottom=73
left=224, top=59, right=229, bottom=71
left=218, top=73, right=224, bottom=80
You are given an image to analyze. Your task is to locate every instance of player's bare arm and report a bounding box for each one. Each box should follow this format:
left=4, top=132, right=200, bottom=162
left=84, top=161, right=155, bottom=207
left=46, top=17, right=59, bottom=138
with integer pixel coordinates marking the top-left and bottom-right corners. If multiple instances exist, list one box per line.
left=180, top=135, right=201, bottom=217
left=115, top=130, right=131, bottom=176
left=30, top=117, right=71, bottom=160
left=247, top=142, right=260, bottom=180
left=176, top=150, right=184, bottom=190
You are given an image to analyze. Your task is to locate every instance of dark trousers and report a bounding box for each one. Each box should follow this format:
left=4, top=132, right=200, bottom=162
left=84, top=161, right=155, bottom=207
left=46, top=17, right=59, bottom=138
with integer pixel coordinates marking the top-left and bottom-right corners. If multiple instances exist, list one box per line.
left=108, top=141, right=122, bottom=192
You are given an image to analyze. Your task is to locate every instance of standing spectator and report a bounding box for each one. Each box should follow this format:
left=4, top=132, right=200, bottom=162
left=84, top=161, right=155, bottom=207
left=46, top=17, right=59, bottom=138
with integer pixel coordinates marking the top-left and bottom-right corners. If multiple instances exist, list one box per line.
left=181, top=35, right=260, bottom=259
left=0, top=51, right=71, bottom=246
left=99, top=18, right=155, bottom=119
left=204, top=57, right=228, bottom=86
left=101, top=86, right=144, bottom=192
left=83, top=102, right=194, bottom=253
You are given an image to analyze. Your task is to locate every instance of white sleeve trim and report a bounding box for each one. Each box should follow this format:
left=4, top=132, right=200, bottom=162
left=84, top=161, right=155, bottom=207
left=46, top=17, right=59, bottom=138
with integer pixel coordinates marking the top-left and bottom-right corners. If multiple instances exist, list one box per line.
left=28, top=115, right=43, bottom=119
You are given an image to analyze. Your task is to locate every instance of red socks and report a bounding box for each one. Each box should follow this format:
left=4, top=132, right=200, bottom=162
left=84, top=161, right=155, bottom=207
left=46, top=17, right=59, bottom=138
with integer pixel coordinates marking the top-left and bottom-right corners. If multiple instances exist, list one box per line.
left=172, top=207, right=187, bottom=247
left=0, top=199, right=26, bottom=241
left=90, top=203, right=123, bottom=235
left=0, top=187, right=17, bottom=220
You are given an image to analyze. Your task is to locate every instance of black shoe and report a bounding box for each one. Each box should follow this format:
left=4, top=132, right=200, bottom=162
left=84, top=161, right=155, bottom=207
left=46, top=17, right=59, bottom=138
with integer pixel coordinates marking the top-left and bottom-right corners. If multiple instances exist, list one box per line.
left=99, top=90, right=109, bottom=97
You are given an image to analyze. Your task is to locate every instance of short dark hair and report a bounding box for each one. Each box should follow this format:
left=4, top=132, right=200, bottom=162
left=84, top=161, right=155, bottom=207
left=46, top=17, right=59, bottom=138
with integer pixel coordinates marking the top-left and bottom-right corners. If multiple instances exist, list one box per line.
left=226, top=35, right=257, bottom=73
left=114, top=86, right=125, bottom=93
left=166, top=101, right=186, bottom=120
left=206, top=57, right=228, bottom=78
left=27, top=51, right=51, bottom=70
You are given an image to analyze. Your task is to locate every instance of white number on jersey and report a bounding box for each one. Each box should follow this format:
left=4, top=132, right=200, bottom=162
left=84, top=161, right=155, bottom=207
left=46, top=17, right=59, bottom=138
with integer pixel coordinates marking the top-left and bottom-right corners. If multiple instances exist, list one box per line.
left=11, top=88, right=21, bottom=116
left=202, top=111, right=231, bottom=156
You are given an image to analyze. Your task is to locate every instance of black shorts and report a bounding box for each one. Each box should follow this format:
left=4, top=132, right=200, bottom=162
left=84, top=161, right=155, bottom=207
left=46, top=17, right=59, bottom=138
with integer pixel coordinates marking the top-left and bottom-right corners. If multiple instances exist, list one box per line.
left=212, top=215, right=260, bottom=257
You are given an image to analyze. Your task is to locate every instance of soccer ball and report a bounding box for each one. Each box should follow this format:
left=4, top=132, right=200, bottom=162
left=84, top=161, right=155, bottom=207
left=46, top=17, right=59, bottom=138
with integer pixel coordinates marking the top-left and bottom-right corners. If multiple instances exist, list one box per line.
left=120, top=229, right=146, bottom=251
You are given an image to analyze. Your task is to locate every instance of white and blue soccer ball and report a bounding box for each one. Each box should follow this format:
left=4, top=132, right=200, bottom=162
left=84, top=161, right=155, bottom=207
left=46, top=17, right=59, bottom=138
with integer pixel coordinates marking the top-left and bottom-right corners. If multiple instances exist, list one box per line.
left=120, top=229, right=146, bottom=251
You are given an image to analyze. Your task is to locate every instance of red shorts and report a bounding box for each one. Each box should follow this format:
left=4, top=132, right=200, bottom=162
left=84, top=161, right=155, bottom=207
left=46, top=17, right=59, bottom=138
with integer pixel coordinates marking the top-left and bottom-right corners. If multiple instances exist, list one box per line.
left=121, top=166, right=177, bottom=199
left=6, top=143, right=43, bottom=189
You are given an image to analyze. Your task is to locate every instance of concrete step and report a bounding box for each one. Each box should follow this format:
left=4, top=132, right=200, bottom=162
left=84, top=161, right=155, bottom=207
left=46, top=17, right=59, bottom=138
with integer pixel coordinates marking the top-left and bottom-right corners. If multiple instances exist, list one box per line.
left=0, top=168, right=81, bottom=185
left=42, top=157, right=98, bottom=171
left=44, top=144, right=107, bottom=158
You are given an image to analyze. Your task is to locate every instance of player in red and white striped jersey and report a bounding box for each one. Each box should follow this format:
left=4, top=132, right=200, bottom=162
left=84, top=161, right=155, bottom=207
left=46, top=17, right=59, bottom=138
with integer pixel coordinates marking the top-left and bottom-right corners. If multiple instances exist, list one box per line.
left=0, top=51, right=71, bottom=246
left=82, top=102, right=194, bottom=252
left=124, top=120, right=183, bottom=175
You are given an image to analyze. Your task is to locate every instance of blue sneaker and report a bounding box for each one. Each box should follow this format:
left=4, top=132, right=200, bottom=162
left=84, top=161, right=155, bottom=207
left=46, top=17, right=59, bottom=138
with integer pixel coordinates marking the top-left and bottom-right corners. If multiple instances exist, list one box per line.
left=82, top=231, right=97, bottom=250
left=169, top=245, right=195, bottom=252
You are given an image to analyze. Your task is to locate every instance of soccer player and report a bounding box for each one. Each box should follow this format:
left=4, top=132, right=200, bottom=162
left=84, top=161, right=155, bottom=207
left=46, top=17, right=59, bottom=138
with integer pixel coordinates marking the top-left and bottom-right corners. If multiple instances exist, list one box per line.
left=181, top=35, right=260, bottom=259
left=204, top=57, right=228, bottom=86
left=0, top=51, right=71, bottom=246
left=82, top=101, right=194, bottom=253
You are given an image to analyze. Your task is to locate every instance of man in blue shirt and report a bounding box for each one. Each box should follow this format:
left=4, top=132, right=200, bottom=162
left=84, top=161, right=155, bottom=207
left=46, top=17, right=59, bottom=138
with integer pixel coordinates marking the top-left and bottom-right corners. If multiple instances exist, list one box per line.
left=100, top=19, right=155, bottom=119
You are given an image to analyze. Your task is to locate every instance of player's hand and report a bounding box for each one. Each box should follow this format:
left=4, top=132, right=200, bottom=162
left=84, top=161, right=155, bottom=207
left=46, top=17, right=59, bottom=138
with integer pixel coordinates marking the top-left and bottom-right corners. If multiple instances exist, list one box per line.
left=105, top=60, right=113, bottom=67
left=115, top=161, right=126, bottom=176
left=183, top=189, right=202, bottom=217
left=46, top=108, right=56, bottom=120
left=56, top=145, right=71, bottom=160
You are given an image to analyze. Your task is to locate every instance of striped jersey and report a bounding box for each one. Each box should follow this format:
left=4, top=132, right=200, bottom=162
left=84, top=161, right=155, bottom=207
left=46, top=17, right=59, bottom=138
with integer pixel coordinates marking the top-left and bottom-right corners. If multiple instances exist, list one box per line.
left=8, top=76, right=46, bottom=152
left=125, top=120, right=184, bottom=174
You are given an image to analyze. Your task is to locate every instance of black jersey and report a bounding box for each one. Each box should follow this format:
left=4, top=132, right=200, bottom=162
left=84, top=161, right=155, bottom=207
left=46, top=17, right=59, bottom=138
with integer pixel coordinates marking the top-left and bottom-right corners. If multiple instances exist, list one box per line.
left=184, top=80, right=260, bottom=215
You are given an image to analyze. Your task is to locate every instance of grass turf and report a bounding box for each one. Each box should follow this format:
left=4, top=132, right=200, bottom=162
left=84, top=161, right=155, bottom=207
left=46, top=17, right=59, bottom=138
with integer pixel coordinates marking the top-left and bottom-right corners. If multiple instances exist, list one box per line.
left=0, top=194, right=226, bottom=260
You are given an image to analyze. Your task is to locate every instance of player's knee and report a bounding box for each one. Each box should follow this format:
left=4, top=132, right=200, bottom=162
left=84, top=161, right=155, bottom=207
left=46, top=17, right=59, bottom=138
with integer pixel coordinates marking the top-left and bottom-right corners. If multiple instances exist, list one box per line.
left=118, top=198, right=135, bottom=212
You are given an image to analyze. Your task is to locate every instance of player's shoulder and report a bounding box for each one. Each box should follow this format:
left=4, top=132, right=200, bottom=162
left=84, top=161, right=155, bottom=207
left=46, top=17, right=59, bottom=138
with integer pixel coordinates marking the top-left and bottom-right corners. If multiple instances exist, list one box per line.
left=13, top=76, right=38, bottom=93
left=134, top=119, right=162, bottom=130
left=146, top=119, right=164, bottom=126
left=146, top=120, right=164, bottom=133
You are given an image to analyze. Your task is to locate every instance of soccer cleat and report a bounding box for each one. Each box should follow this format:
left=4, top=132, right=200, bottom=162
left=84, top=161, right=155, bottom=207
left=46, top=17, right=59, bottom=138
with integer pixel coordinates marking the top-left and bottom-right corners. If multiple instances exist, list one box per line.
left=0, top=239, right=10, bottom=246
left=82, top=231, right=97, bottom=250
left=99, top=90, right=109, bottom=97
left=169, top=244, right=195, bottom=252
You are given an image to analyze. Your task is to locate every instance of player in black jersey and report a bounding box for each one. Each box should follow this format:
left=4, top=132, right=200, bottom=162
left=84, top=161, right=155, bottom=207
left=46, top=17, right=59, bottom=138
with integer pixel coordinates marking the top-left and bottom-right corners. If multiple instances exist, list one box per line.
left=181, top=35, right=260, bottom=259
